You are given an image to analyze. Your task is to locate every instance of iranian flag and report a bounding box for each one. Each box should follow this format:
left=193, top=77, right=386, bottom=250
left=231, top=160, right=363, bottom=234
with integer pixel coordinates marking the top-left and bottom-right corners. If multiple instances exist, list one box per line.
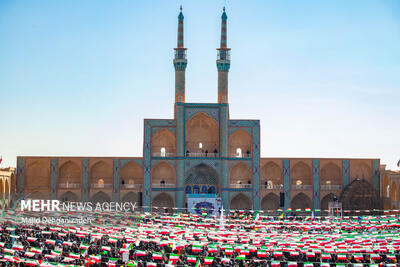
left=89, top=255, right=101, bottom=263
left=62, top=241, right=73, bottom=246
left=136, top=250, right=146, bottom=257
left=337, top=254, right=347, bottom=260
left=12, top=244, right=24, bottom=251
left=225, top=248, right=233, bottom=255
left=271, top=261, right=280, bottom=267
left=257, top=250, right=267, bottom=258
left=0, top=242, right=4, bottom=247
left=208, top=246, right=218, bottom=253
left=80, top=243, right=90, bottom=249
left=169, top=254, right=179, bottom=262
left=109, top=237, right=118, bottom=243
left=370, top=254, right=381, bottom=260
left=187, top=255, right=197, bottom=263
left=273, top=251, right=283, bottom=257
left=31, top=247, right=42, bottom=254
left=321, top=253, right=331, bottom=259
left=221, top=258, right=230, bottom=263
left=288, top=262, right=297, bottom=267
left=27, top=237, right=37, bottom=242
left=3, top=248, right=15, bottom=255
left=152, top=252, right=163, bottom=260
left=24, top=259, right=38, bottom=266
left=4, top=255, right=21, bottom=263
left=102, top=246, right=112, bottom=251
left=236, top=255, right=246, bottom=260
left=147, top=263, right=157, bottom=267
left=192, top=245, right=202, bottom=252
left=24, top=252, right=35, bottom=257
left=304, top=264, right=313, bottom=267
left=354, top=254, right=363, bottom=260
left=51, top=250, right=62, bottom=256
left=69, top=252, right=80, bottom=259
left=45, top=239, right=56, bottom=245
left=204, top=257, right=214, bottom=265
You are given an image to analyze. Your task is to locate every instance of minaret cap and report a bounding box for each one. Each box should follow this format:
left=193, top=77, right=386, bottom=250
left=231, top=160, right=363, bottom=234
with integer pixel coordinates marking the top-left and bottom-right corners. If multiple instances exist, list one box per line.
left=222, top=7, right=227, bottom=21
left=178, top=5, right=184, bottom=21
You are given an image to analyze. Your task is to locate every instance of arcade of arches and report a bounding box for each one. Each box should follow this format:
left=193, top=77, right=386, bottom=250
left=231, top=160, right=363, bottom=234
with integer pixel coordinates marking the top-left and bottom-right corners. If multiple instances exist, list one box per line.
left=17, top=156, right=395, bottom=211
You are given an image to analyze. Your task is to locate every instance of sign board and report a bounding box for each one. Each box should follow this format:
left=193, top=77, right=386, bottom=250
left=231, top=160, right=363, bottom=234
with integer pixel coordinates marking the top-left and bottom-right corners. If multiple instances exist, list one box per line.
left=187, top=194, right=222, bottom=216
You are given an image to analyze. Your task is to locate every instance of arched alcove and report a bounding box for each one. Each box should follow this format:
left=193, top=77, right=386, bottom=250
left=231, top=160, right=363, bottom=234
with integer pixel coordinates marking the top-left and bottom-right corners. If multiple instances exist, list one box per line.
left=58, top=161, right=81, bottom=189
left=60, top=191, right=80, bottom=202
left=25, top=161, right=50, bottom=188
left=261, top=193, right=280, bottom=210
left=230, top=193, right=252, bottom=210
left=152, top=193, right=174, bottom=213
left=290, top=193, right=312, bottom=210
left=291, top=162, right=312, bottom=188
left=229, top=162, right=252, bottom=187
left=151, top=129, right=176, bottom=156
left=151, top=162, right=176, bottom=186
left=340, top=179, right=380, bottom=210
left=185, top=113, right=219, bottom=156
left=261, top=162, right=282, bottom=189
left=228, top=129, right=252, bottom=158
left=120, top=161, right=143, bottom=188
left=90, top=191, right=111, bottom=204
left=350, top=162, right=372, bottom=182
left=320, top=162, right=342, bottom=189
left=90, top=161, right=112, bottom=188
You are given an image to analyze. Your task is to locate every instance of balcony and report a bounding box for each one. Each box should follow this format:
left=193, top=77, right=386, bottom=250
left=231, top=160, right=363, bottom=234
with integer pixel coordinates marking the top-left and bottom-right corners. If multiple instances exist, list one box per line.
left=90, top=183, right=113, bottom=189
left=229, top=153, right=252, bottom=158
left=230, top=184, right=252, bottom=189
left=321, top=184, right=342, bottom=191
left=291, top=185, right=312, bottom=190
left=121, top=184, right=142, bottom=190
left=186, top=152, right=219, bottom=158
left=262, top=184, right=283, bottom=190
left=152, top=152, right=176, bottom=157
left=152, top=183, right=175, bottom=188
left=59, top=183, right=80, bottom=189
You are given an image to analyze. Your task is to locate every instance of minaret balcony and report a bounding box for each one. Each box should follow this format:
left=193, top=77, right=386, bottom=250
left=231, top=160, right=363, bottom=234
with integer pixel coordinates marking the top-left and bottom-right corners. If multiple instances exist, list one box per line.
left=174, top=49, right=187, bottom=60
left=217, top=49, right=230, bottom=61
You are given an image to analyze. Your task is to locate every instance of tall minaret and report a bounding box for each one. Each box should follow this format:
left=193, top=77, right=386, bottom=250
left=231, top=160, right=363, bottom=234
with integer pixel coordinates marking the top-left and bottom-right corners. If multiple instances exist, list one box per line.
left=174, top=6, right=187, bottom=105
left=217, top=7, right=231, bottom=103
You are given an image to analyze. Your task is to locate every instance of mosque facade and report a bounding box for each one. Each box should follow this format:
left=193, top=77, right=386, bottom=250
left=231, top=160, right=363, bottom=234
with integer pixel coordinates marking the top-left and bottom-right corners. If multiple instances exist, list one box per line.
left=16, top=9, right=385, bottom=212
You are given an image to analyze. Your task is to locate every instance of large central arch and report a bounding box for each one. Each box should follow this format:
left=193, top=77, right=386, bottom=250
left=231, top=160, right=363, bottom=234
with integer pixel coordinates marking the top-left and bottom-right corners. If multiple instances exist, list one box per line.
left=185, top=163, right=218, bottom=194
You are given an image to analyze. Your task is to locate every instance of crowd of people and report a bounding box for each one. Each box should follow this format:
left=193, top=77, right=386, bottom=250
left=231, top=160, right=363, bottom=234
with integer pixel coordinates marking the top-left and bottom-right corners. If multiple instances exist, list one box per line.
left=0, top=210, right=400, bottom=266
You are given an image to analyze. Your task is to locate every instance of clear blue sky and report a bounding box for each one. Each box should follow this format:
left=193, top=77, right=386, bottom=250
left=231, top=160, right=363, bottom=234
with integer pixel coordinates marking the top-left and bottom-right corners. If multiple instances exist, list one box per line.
left=0, top=0, right=399, bottom=170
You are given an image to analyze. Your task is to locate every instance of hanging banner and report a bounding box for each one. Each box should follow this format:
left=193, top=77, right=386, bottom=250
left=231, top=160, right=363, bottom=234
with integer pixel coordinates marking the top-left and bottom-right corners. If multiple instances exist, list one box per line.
left=187, top=194, right=222, bottom=216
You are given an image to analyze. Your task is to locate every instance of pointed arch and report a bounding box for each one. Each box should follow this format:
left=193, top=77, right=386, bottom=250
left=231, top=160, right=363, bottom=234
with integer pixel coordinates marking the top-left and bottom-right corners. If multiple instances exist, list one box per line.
left=185, top=112, right=219, bottom=155
left=350, top=162, right=372, bottom=182
left=383, top=175, right=389, bottom=197
left=25, top=161, right=50, bottom=188
left=290, top=192, right=312, bottom=210
left=121, top=192, right=138, bottom=203
left=90, top=191, right=111, bottom=204
left=320, top=162, right=341, bottom=186
left=90, top=161, right=112, bottom=186
left=151, top=162, right=176, bottom=185
left=185, top=163, right=218, bottom=186
left=58, top=161, right=81, bottom=189
left=291, top=162, right=312, bottom=186
left=60, top=191, right=80, bottom=202
left=152, top=193, right=174, bottom=212
left=120, top=161, right=143, bottom=185
left=261, top=162, right=282, bottom=189
left=261, top=193, right=280, bottom=210
left=229, top=162, right=252, bottom=186
left=151, top=129, right=176, bottom=156
left=321, top=193, right=335, bottom=211
left=228, top=129, right=252, bottom=157
left=230, top=193, right=252, bottom=210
